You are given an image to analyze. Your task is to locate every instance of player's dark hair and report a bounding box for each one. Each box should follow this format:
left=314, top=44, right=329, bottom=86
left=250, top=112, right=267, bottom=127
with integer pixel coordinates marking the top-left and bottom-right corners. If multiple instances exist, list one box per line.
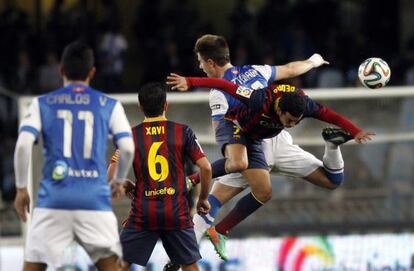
left=194, top=34, right=230, bottom=66
left=138, top=82, right=167, bottom=117
left=61, top=41, right=94, bottom=80
left=279, top=92, right=306, bottom=118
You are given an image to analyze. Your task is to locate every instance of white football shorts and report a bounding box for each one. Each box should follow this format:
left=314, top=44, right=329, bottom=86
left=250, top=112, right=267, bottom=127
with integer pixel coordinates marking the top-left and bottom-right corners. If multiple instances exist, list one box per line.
left=25, top=207, right=122, bottom=268
left=216, top=130, right=323, bottom=188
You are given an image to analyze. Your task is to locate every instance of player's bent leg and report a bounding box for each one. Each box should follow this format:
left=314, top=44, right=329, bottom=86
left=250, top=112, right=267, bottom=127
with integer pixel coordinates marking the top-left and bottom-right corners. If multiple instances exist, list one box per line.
left=304, top=167, right=339, bottom=190
left=194, top=181, right=244, bottom=243
left=242, top=168, right=272, bottom=203
left=268, top=129, right=345, bottom=189
left=23, top=262, right=47, bottom=271
left=321, top=127, right=350, bottom=186
left=213, top=168, right=270, bottom=242
left=223, top=143, right=249, bottom=173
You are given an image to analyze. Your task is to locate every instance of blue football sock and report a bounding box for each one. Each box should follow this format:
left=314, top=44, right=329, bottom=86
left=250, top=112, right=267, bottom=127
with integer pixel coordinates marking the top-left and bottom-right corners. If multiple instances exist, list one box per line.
left=215, top=192, right=263, bottom=234
left=201, top=194, right=222, bottom=225
left=323, top=165, right=344, bottom=185
left=211, top=158, right=227, bottom=178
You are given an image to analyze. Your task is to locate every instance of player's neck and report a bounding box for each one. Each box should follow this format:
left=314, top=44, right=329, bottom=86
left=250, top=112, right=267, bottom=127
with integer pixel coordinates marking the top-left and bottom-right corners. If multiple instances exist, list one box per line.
left=217, top=63, right=233, bottom=78
left=63, top=79, right=90, bottom=87
left=143, top=115, right=167, bottom=122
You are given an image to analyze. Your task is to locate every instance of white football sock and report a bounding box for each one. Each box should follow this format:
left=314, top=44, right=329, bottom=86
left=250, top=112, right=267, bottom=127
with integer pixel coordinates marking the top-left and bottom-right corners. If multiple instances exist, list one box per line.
left=323, top=141, right=344, bottom=170
left=193, top=214, right=213, bottom=244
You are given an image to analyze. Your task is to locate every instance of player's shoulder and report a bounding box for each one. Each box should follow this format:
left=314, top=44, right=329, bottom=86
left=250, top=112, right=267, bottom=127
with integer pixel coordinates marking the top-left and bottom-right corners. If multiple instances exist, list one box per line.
left=166, top=120, right=189, bottom=130
left=166, top=120, right=194, bottom=134
left=87, top=87, right=118, bottom=101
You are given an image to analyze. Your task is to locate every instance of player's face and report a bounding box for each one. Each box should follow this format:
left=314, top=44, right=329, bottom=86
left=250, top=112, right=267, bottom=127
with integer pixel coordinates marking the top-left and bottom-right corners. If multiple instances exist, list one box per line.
left=278, top=111, right=302, bottom=128
left=197, top=53, right=217, bottom=78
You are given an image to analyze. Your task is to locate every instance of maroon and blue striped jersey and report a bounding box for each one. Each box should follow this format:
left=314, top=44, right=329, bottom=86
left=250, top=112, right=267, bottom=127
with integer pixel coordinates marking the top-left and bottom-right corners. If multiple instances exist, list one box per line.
left=186, top=77, right=362, bottom=140
left=124, top=117, right=205, bottom=231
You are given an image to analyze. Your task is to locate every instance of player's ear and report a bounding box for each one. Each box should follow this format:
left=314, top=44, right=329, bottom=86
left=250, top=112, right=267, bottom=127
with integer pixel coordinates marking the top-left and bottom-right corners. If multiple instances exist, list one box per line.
left=207, top=59, right=215, bottom=67
left=87, top=67, right=96, bottom=81
left=163, top=101, right=168, bottom=113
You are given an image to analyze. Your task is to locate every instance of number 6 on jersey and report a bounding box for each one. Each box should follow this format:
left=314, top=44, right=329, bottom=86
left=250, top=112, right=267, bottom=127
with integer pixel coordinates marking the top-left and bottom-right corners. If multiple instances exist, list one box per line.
left=148, top=141, right=169, bottom=182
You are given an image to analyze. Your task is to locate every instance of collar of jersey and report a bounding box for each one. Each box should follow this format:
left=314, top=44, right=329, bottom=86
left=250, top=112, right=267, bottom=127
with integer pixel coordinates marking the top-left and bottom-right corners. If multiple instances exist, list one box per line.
left=223, top=66, right=237, bottom=79
left=143, top=116, right=167, bottom=123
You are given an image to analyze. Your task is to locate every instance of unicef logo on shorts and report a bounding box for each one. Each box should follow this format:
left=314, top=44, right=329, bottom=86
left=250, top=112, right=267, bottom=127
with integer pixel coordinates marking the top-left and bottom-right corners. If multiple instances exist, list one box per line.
left=52, top=160, right=68, bottom=181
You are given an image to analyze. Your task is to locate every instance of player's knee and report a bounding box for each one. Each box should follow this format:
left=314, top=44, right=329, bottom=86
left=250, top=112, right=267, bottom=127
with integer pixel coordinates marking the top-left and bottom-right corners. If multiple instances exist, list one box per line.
left=318, top=175, right=342, bottom=190
left=226, top=159, right=248, bottom=172
left=254, top=187, right=272, bottom=203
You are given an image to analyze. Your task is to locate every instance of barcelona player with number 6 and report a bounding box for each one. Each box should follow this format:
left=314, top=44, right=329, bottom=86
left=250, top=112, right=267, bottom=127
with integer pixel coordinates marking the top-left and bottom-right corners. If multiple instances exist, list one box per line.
left=110, top=83, right=212, bottom=271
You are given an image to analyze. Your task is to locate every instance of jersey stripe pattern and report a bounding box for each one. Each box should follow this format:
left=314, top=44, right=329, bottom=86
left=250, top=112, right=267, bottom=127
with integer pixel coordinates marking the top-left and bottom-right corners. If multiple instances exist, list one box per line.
left=19, top=84, right=131, bottom=210
left=125, top=119, right=205, bottom=230
left=226, top=83, right=317, bottom=139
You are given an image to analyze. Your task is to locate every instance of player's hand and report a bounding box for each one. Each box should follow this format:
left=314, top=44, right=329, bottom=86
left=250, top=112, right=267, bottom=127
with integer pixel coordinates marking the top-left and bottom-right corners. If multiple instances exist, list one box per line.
left=14, top=188, right=30, bottom=222
left=196, top=197, right=211, bottom=215
left=308, top=53, right=329, bottom=67
left=123, top=179, right=135, bottom=199
left=354, top=131, right=376, bottom=143
left=166, top=73, right=189, bottom=91
left=110, top=181, right=125, bottom=201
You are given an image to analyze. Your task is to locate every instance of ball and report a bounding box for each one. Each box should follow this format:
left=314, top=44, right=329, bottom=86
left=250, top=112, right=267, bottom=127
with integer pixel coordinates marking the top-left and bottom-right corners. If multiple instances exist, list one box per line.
left=358, top=57, right=391, bottom=89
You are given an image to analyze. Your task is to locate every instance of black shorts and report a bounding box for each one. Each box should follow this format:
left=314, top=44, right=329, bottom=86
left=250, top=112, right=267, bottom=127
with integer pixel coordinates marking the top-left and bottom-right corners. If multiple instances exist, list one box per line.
left=120, top=227, right=201, bottom=266
left=215, top=119, right=268, bottom=170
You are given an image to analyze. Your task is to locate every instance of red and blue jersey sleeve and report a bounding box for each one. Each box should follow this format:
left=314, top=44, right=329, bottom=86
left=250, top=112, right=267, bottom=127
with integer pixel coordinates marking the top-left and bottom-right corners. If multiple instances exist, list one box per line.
left=183, top=126, right=205, bottom=163
left=186, top=77, right=269, bottom=112
left=300, top=90, right=362, bottom=136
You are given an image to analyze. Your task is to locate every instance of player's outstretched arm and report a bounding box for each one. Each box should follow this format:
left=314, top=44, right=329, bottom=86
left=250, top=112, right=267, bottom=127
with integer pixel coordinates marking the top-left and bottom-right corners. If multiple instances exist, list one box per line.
left=353, top=131, right=376, bottom=144
left=311, top=104, right=376, bottom=143
left=195, top=157, right=212, bottom=215
left=166, top=73, right=190, bottom=91
left=167, top=73, right=239, bottom=94
left=275, top=53, right=329, bottom=80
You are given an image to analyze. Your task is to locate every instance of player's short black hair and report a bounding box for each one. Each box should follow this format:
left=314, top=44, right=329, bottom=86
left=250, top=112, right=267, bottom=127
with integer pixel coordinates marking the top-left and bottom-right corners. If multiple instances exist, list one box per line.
left=194, top=34, right=230, bottom=66
left=61, top=41, right=94, bottom=80
left=279, top=92, right=306, bottom=118
left=138, top=82, right=167, bottom=117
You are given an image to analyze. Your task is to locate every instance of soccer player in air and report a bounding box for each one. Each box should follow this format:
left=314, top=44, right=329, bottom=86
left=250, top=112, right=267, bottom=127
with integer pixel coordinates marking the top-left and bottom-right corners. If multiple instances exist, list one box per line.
left=163, top=34, right=374, bottom=262
left=110, top=83, right=212, bottom=271
left=13, top=41, right=134, bottom=271
left=168, top=71, right=374, bottom=258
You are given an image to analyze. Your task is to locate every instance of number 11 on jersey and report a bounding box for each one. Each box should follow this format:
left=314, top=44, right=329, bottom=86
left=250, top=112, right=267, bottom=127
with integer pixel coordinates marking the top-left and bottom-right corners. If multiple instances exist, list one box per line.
left=57, top=110, right=94, bottom=159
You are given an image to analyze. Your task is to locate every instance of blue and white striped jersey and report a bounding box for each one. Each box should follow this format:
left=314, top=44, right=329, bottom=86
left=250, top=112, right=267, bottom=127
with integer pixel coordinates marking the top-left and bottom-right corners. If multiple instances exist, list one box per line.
left=19, top=84, right=132, bottom=210
left=209, top=65, right=276, bottom=121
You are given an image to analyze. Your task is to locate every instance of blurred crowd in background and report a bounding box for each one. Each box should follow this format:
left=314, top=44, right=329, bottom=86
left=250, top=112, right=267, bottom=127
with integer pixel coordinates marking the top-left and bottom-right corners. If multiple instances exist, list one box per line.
left=1, top=0, right=414, bottom=230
